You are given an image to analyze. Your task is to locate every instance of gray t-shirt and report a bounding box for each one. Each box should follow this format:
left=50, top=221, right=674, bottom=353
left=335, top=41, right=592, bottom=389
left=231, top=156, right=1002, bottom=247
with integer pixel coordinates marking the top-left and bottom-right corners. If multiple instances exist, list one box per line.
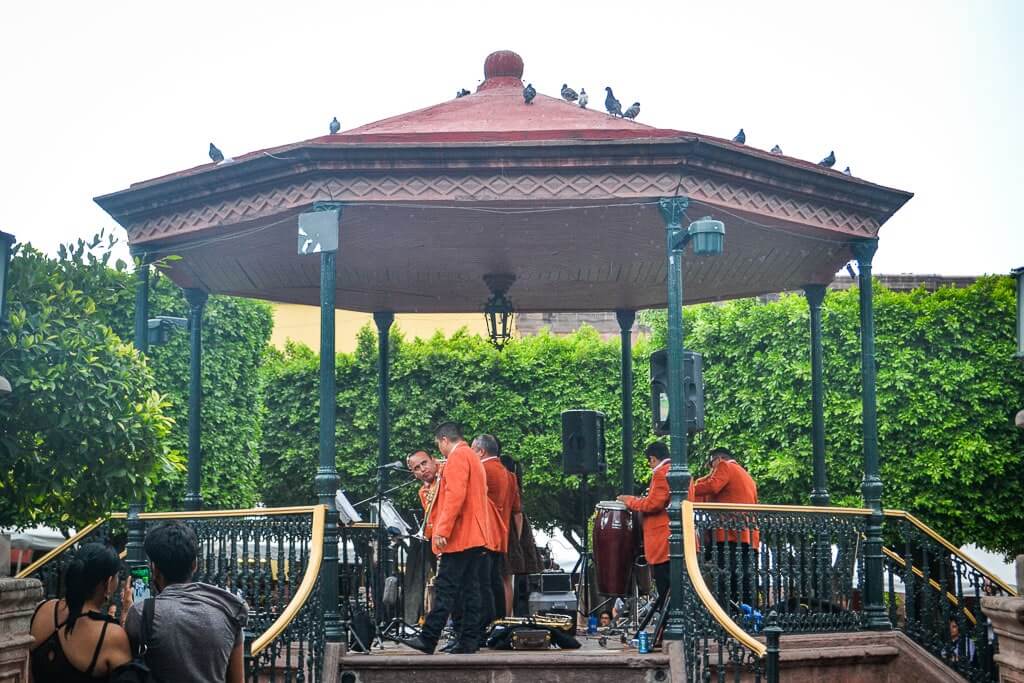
left=126, top=582, right=248, bottom=683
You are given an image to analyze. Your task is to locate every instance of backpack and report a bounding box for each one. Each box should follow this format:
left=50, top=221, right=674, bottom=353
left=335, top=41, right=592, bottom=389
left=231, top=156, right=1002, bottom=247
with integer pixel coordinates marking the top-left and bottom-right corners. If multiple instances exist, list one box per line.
left=110, top=598, right=154, bottom=683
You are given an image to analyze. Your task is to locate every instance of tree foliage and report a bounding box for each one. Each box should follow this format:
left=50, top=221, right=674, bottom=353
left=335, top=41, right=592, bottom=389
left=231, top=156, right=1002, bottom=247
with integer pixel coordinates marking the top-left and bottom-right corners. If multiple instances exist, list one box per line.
left=643, top=277, right=1024, bottom=556
left=53, top=233, right=275, bottom=510
left=0, top=241, right=176, bottom=529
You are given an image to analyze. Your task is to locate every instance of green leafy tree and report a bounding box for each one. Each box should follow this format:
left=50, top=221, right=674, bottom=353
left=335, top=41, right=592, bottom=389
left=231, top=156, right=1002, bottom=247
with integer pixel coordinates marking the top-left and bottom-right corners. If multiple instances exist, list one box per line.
left=0, top=242, right=177, bottom=529
left=53, top=231, right=274, bottom=510
left=642, top=277, right=1024, bottom=556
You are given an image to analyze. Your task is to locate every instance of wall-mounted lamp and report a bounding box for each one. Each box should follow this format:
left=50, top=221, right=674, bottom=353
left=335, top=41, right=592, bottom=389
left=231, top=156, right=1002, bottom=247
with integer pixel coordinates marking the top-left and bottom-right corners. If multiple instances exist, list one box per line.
left=148, top=316, right=188, bottom=346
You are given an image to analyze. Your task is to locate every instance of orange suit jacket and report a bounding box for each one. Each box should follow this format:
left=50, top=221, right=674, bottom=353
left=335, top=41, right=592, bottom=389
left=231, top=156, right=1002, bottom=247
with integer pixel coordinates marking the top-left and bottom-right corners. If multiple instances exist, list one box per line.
left=431, top=443, right=494, bottom=555
left=623, top=459, right=670, bottom=565
left=482, top=456, right=514, bottom=553
left=692, top=458, right=759, bottom=545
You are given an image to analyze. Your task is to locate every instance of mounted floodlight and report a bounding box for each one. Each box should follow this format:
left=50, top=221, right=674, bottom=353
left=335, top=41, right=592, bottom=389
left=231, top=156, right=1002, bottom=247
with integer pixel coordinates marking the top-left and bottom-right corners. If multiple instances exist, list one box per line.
left=483, top=273, right=516, bottom=350
left=148, top=316, right=188, bottom=346
left=0, top=231, right=15, bottom=328
left=1014, top=266, right=1023, bottom=359
left=687, top=217, right=725, bottom=256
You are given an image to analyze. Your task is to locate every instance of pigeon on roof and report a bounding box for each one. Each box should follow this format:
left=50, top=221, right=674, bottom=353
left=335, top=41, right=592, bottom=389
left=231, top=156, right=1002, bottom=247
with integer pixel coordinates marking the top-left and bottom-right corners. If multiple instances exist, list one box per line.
left=329, top=117, right=341, bottom=135
left=604, top=87, right=622, bottom=117
left=578, top=89, right=588, bottom=108
left=523, top=83, right=537, bottom=104
left=770, top=144, right=783, bottom=155
left=456, top=88, right=471, bottom=98
left=843, top=166, right=853, bottom=176
left=732, top=128, right=746, bottom=144
left=623, top=102, right=640, bottom=120
left=208, top=143, right=224, bottom=163
left=561, top=84, right=578, bottom=102
left=819, top=150, right=836, bottom=168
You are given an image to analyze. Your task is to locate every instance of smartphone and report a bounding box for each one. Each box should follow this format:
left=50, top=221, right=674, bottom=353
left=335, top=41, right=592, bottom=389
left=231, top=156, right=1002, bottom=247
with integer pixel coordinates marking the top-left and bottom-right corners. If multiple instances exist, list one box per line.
left=130, top=565, right=152, bottom=601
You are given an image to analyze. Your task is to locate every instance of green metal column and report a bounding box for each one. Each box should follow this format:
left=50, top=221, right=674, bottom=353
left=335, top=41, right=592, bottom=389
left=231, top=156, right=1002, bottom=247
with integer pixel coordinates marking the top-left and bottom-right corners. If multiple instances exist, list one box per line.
left=183, top=288, right=208, bottom=512
left=127, top=255, right=149, bottom=565
left=616, top=309, right=636, bottom=495
left=659, top=196, right=692, bottom=641
left=305, top=203, right=343, bottom=643
left=373, top=311, right=394, bottom=594
left=804, top=285, right=830, bottom=507
left=851, top=238, right=890, bottom=630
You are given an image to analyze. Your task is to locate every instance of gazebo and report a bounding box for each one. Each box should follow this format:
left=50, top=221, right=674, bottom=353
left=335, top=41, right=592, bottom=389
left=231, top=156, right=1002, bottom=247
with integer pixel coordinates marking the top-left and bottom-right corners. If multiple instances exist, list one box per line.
left=96, top=49, right=912, bottom=657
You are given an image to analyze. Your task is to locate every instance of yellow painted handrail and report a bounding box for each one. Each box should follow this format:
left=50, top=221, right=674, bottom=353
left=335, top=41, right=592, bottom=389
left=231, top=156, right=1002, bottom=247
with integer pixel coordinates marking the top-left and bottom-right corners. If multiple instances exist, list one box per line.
left=885, top=510, right=1018, bottom=597
left=16, top=516, right=114, bottom=579
left=138, top=505, right=319, bottom=520
left=682, top=499, right=767, bottom=658
left=881, top=546, right=977, bottom=625
left=250, top=505, right=325, bottom=656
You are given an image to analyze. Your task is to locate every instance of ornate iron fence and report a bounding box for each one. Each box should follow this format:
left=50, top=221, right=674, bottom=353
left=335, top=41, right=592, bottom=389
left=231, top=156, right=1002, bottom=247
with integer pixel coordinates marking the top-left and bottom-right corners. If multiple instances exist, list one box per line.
left=690, top=502, right=869, bottom=634
left=882, top=510, right=1017, bottom=683
left=681, top=500, right=771, bottom=683
left=18, top=506, right=325, bottom=683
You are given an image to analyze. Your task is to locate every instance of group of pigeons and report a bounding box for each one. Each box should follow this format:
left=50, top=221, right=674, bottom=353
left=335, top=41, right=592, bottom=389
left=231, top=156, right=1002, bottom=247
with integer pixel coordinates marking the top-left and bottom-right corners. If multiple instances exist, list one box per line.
left=730, top=128, right=850, bottom=175
left=206, top=103, right=849, bottom=177
left=517, top=82, right=640, bottom=120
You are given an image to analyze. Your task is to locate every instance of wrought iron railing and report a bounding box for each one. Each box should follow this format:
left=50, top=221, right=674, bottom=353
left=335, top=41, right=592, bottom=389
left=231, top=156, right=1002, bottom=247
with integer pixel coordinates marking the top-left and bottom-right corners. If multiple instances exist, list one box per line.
left=18, top=505, right=326, bottom=683
left=882, top=510, right=1017, bottom=683
left=682, top=499, right=771, bottom=683
left=691, top=502, right=870, bottom=634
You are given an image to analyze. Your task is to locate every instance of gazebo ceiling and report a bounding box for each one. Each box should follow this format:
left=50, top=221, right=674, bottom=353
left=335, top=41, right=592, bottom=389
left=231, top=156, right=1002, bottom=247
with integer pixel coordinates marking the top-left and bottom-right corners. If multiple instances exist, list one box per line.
left=95, top=50, right=912, bottom=313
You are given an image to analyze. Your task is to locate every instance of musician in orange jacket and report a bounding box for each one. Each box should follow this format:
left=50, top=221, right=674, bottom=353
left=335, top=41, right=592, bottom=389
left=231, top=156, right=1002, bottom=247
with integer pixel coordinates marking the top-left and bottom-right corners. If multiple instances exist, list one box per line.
left=692, top=447, right=759, bottom=606
left=472, top=434, right=514, bottom=620
left=617, top=441, right=672, bottom=609
left=402, top=422, right=493, bottom=655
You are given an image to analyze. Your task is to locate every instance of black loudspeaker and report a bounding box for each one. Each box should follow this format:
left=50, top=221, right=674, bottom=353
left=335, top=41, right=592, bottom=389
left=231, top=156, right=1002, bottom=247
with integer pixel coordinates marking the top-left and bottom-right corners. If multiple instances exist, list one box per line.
left=650, top=349, right=705, bottom=436
left=561, top=409, right=606, bottom=475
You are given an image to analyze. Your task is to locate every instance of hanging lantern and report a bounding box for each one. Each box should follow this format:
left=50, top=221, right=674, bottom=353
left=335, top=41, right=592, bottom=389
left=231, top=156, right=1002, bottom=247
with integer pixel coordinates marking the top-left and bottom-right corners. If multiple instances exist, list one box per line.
left=483, top=273, right=516, bottom=350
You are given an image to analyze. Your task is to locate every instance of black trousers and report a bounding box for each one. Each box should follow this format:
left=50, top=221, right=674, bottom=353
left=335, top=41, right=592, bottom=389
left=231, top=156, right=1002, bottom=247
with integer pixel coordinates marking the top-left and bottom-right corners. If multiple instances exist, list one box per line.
left=422, top=547, right=485, bottom=649
left=451, top=550, right=500, bottom=642
left=651, top=561, right=670, bottom=613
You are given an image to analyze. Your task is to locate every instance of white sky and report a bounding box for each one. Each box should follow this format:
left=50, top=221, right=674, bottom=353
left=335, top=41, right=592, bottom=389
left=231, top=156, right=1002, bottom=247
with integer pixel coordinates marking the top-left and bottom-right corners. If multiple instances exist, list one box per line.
left=1, top=1, right=1020, bottom=276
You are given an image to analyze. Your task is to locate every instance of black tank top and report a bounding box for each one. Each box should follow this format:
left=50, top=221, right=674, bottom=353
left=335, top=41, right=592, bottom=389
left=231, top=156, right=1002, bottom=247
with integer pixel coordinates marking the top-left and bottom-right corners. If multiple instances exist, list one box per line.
left=30, top=601, right=114, bottom=682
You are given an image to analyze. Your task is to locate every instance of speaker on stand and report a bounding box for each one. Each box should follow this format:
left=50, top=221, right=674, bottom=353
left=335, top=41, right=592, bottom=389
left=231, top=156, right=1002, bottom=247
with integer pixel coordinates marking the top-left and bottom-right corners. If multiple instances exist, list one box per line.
left=560, top=409, right=606, bottom=624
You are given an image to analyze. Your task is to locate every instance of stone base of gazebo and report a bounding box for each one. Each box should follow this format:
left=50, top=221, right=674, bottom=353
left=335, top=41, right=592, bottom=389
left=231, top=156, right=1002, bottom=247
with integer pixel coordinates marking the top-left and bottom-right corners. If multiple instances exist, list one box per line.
left=325, top=631, right=959, bottom=683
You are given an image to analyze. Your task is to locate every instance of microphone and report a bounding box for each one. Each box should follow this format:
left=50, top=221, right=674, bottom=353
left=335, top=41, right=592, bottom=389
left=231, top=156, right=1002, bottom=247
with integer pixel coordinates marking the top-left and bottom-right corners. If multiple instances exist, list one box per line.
left=376, top=460, right=406, bottom=471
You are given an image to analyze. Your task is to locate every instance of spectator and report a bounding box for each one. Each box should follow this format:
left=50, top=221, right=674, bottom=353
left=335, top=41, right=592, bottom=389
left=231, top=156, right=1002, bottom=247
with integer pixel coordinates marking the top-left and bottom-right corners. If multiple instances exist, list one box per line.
left=29, top=543, right=132, bottom=682
left=125, top=521, right=248, bottom=683
left=598, top=610, right=613, bottom=628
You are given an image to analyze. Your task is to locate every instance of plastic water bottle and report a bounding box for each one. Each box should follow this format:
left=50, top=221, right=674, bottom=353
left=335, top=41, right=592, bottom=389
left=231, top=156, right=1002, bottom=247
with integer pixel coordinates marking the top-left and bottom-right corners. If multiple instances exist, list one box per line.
left=587, top=615, right=598, bottom=634
left=638, top=630, right=650, bottom=653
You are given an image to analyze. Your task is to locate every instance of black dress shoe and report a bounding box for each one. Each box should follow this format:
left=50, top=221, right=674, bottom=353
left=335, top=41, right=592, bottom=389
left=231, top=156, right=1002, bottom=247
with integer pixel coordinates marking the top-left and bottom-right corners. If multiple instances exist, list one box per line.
left=400, top=636, right=435, bottom=654
left=447, top=643, right=479, bottom=654
left=439, top=640, right=458, bottom=653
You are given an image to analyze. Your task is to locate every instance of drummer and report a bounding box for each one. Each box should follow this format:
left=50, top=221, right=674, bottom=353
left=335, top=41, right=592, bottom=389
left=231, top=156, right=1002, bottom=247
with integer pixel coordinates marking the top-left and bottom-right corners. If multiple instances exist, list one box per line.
left=617, top=441, right=671, bottom=609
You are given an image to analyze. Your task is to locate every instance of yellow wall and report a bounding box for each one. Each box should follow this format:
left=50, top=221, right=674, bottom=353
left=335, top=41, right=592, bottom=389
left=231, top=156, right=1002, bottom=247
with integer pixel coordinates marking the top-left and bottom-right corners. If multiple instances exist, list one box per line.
left=270, top=303, right=493, bottom=353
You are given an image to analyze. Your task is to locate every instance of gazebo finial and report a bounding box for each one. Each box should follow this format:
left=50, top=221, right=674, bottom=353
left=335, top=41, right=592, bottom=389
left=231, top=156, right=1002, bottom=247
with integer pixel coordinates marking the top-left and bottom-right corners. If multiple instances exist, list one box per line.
left=479, top=50, right=524, bottom=91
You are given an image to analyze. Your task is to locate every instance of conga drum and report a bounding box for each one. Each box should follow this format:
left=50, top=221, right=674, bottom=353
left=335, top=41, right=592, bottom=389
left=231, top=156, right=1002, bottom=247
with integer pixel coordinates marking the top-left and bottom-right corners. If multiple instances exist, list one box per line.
left=592, top=501, right=636, bottom=596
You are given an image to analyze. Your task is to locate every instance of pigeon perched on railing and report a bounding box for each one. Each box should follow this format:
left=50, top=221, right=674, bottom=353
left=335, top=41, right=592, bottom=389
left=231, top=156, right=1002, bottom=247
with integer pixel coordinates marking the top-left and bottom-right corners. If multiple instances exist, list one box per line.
left=623, top=102, right=640, bottom=120
left=329, top=117, right=341, bottom=135
left=604, top=87, right=622, bottom=117
left=578, top=89, right=588, bottom=108
left=770, top=144, right=783, bottom=155
left=523, top=83, right=537, bottom=104
left=208, top=143, right=224, bottom=163
left=819, top=150, right=836, bottom=168
left=732, top=128, right=746, bottom=144
left=561, top=84, right=578, bottom=102
left=456, top=88, right=471, bottom=98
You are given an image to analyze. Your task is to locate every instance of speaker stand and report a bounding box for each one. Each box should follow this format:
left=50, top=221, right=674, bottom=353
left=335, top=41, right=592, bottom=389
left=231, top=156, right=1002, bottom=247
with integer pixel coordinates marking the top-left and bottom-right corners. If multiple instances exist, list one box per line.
left=576, top=473, right=591, bottom=623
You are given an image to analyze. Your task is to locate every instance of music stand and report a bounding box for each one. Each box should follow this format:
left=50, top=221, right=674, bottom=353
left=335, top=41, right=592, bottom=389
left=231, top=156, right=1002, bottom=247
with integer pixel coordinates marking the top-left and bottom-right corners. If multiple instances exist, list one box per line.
left=335, top=490, right=362, bottom=525
left=333, top=490, right=372, bottom=652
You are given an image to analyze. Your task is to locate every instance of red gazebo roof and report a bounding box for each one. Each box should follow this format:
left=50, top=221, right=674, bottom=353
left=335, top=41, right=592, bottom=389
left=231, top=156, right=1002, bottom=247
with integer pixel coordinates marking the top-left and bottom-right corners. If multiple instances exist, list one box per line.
left=96, top=50, right=912, bottom=314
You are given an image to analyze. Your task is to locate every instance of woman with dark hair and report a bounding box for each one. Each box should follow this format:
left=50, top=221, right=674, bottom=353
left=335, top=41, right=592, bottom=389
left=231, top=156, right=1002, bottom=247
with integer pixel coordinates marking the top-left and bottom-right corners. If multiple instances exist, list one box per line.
left=29, top=543, right=132, bottom=681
